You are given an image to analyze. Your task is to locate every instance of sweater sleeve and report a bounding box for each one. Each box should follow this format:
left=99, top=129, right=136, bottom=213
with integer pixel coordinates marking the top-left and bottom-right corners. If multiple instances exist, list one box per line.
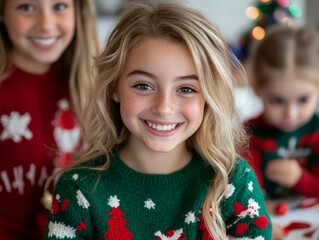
left=222, top=159, right=272, bottom=240
left=295, top=127, right=319, bottom=198
left=44, top=169, right=94, bottom=240
left=292, top=166, right=319, bottom=198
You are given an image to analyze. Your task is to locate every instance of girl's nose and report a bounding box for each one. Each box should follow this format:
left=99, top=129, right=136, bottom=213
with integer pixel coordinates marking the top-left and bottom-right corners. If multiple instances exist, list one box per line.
left=37, top=10, right=54, bottom=30
left=284, top=104, right=298, bottom=119
left=151, top=92, right=174, bottom=116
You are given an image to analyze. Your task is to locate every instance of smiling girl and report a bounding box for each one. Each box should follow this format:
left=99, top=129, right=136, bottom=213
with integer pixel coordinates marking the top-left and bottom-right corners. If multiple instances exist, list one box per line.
left=44, top=2, right=271, bottom=239
left=0, top=0, right=99, bottom=238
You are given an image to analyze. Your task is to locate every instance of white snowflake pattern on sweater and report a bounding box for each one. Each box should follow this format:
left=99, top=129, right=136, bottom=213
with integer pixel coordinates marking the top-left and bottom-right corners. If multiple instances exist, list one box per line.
left=184, top=211, right=196, bottom=224
left=0, top=111, right=33, bottom=142
left=108, top=195, right=120, bottom=208
left=144, top=198, right=155, bottom=209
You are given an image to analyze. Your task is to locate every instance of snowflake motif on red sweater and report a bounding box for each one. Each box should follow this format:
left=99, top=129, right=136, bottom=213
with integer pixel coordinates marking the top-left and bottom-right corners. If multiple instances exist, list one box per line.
left=154, top=229, right=186, bottom=240
left=104, top=195, right=134, bottom=240
left=0, top=111, right=33, bottom=142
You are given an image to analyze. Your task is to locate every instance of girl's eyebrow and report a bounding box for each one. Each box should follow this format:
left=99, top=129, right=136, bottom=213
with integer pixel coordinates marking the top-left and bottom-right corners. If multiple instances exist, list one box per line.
left=127, top=70, right=198, bottom=81
left=127, top=70, right=155, bottom=79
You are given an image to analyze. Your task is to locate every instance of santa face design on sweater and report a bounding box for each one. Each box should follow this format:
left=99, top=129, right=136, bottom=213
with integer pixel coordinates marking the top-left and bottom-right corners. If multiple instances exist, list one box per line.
left=53, top=99, right=81, bottom=168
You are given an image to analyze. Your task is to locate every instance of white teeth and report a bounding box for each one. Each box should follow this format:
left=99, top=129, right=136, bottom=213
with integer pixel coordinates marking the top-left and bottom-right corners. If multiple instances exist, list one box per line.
left=32, top=38, right=57, bottom=46
left=146, top=121, right=178, bottom=131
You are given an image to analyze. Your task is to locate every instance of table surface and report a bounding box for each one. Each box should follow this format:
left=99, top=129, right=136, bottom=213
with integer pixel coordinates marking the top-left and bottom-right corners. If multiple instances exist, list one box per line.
left=269, top=196, right=319, bottom=240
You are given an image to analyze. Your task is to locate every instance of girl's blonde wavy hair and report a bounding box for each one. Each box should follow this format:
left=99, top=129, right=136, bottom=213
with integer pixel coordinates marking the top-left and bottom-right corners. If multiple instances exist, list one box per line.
left=57, top=1, right=247, bottom=239
left=250, top=25, right=319, bottom=89
left=0, top=0, right=100, bottom=121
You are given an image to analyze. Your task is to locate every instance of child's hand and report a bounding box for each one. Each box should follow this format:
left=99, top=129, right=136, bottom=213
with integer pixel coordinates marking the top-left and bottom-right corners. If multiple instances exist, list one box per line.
left=272, top=223, right=286, bottom=240
left=265, top=159, right=302, bottom=187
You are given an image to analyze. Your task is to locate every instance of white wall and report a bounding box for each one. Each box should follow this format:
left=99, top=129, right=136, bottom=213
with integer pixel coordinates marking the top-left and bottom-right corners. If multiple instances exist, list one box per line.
left=97, top=0, right=306, bottom=44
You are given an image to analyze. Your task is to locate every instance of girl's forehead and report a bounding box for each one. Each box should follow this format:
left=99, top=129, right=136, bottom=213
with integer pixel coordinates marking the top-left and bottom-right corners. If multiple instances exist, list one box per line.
left=261, top=75, right=318, bottom=95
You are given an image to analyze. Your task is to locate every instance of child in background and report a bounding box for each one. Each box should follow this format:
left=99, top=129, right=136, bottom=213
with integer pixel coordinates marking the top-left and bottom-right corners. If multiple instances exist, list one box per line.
left=44, top=2, right=271, bottom=239
left=246, top=25, right=319, bottom=200
left=0, top=0, right=99, bottom=239
left=245, top=25, right=319, bottom=239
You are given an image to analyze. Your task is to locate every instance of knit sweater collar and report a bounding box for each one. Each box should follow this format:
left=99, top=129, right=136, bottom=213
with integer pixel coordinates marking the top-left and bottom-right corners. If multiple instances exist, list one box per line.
left=109, top=151, right=209, bottom=186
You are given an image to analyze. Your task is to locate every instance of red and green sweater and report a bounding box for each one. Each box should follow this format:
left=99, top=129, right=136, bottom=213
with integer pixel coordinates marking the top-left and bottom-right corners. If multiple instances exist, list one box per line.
left=44, top=151, right=271, bottom=240
left=245, top=114, right=319, bottom=199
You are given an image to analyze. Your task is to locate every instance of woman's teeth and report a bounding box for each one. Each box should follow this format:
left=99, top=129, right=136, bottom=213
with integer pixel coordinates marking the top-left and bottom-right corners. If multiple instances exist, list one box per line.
left=145, top=121, right=178, bottom=131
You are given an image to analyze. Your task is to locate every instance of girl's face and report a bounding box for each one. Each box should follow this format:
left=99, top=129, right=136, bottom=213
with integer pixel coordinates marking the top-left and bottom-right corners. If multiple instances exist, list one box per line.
left=257, top=75, right=319, bottom=132
left=3, top=0, right=75, bottom=73
left=116, top=38, right=205, bottom=154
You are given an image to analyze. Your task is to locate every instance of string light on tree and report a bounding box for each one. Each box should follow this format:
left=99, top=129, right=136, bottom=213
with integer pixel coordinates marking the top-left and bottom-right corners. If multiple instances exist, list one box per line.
left=252, top=26, right=265, bottom=40
left=289, top=5, right=302, bottom=17
left=232, top=0, right=302, bottom=62
left=246, top=6, right=260, bottom=20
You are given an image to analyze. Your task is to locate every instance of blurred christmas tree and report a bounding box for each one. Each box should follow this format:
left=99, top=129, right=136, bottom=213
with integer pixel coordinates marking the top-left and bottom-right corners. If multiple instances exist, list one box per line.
left=232, top=0, right=302, bottom=62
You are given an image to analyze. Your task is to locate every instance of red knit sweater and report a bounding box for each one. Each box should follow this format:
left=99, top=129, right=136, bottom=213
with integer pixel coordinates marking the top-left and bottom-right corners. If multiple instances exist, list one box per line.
left=0, top=66, right=80, bottom=239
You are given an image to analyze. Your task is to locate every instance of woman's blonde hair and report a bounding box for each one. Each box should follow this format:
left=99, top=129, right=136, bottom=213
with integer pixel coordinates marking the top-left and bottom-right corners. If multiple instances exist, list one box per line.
left=250, top=25, right=319, bottom=89
left=0, top=0, right=100, bottom=121
left=60, top=1, right=247, bottom=239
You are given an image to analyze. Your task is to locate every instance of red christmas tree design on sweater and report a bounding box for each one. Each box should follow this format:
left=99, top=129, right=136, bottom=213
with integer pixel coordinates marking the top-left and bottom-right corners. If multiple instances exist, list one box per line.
left=104, top=195, right=134, bottom=240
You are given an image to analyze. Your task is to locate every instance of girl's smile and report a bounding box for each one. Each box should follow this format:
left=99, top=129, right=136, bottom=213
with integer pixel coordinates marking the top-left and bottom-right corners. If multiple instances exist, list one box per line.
left=29, top=36, right=59, bottom=51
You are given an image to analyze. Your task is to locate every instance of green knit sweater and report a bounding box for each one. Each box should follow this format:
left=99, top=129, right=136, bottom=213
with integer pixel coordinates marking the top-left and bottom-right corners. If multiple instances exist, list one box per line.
left=44, top=152, right=271, bottom=240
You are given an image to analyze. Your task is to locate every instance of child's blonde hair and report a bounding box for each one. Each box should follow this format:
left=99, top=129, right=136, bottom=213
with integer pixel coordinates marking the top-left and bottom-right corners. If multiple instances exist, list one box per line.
left=250, top=25, right=319, bottom=89
left=60, top=2, right=247, bottom=239
left=0, top=0, right=100, bottom=121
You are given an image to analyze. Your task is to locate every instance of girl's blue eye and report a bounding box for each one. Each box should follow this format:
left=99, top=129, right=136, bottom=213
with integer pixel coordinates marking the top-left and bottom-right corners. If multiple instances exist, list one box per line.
left=178, top=87, right=195, bottom=94
left=18, top=4, right=35, bottom=12
left=54, top=3, right=67, bottom=11
left=134, top=84, right=153, bottom=91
